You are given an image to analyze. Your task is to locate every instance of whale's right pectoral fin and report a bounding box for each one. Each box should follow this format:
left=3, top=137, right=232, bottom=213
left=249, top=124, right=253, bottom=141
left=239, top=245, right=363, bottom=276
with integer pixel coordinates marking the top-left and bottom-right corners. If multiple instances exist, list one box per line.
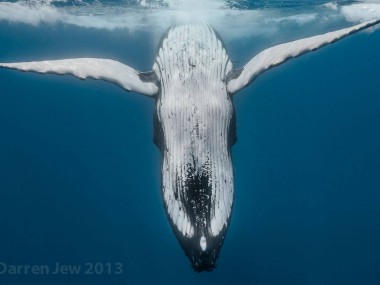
left=227, top=18, right=380, bottom=94
left=0, top=58, right=159, bottom=96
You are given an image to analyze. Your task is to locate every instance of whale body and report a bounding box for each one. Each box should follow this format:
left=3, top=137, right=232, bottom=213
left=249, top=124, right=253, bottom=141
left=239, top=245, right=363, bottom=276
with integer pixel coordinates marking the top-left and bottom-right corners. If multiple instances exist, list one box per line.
left=1, top=19, right=379, bottom=271
left=153, top=25, right=236, bottom=270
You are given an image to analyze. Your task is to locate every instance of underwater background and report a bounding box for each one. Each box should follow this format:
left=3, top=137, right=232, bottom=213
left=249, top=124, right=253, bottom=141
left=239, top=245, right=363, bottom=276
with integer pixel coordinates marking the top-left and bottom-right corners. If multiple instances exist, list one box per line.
left=0, top=0, right=380, bottom=284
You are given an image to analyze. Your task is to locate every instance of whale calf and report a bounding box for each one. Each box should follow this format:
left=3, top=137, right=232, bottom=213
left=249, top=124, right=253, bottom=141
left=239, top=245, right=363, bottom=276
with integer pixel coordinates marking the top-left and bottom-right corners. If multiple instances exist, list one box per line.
left=1, top=19, right=379, bottom=271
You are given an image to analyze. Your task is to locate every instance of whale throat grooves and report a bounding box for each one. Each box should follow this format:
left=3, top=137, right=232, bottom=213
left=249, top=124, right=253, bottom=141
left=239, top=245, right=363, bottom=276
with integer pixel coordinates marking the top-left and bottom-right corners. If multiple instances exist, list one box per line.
left=152, top=24, right=236, bottom=271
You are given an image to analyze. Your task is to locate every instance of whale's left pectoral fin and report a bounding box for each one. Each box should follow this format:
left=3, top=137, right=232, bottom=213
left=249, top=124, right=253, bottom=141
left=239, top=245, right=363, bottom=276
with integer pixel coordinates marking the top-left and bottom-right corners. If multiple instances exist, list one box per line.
left=227, top=18, right=380, bottom=94
left=0, top=58, right=159, bottom=96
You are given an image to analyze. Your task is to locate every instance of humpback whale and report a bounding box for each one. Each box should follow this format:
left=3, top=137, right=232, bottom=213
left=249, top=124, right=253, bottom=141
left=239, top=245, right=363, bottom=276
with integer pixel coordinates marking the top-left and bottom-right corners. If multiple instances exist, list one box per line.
left=1, top=19, right=379, bottom=271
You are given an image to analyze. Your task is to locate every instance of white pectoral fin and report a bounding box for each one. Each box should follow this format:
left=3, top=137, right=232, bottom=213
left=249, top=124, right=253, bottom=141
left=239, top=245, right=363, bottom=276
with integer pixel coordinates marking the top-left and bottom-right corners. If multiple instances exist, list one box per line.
left=227, top=18, right=380, bottom=94
left=0, top=58, right=159, bottom=96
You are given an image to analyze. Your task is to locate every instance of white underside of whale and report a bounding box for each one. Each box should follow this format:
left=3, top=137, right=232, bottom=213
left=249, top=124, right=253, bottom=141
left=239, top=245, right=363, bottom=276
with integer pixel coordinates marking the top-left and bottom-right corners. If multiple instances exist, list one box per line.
left=153, top=24, right=234, bottom=238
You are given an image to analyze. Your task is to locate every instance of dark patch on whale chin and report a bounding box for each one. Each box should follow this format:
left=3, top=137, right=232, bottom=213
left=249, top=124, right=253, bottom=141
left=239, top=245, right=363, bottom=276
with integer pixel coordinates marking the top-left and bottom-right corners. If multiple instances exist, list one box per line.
left=181, top=163, right=225, bottom=272
left=182, top=164, right=212, bottom=228
left=191, top=250, right=217, bottom=272
left=158, top=159, right=230, bottom=271
left=185, top=225, right=227, bottom=272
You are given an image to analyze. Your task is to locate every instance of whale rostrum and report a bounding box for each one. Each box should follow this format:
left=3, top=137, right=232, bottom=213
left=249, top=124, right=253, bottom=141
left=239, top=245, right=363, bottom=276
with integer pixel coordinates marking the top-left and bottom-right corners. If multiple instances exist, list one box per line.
left=1, top=19, right=379, bottom=271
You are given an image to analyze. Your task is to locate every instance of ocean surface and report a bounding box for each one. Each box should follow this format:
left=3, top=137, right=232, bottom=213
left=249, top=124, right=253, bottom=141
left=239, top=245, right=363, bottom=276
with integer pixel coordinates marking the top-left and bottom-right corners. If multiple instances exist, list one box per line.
left=0, top=0, right=380, bottom=284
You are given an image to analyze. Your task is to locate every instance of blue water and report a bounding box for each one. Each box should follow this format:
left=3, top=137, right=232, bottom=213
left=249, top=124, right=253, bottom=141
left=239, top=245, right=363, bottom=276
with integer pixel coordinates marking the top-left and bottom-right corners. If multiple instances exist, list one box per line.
left=0, top=1, right=380, bottom=284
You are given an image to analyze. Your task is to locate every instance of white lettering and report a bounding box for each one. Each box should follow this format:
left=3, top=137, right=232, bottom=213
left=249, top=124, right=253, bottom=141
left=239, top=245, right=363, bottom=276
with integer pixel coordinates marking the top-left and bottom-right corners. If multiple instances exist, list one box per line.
left=0, top=262, right=7, bottom=275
